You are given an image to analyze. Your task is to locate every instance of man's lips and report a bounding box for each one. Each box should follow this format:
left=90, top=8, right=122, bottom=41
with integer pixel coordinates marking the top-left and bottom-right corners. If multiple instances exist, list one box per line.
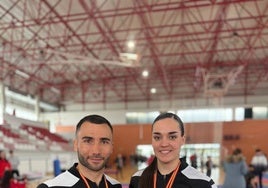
left=89, top=157, right=103, bottom=162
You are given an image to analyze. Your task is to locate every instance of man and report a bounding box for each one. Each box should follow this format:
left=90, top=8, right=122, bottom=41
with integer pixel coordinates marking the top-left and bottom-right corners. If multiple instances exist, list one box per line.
left=37, top=114, right=122, bottom=188
left=205, top=156, right=213, bottom=177
left=251, top=148, right=267, bottom=188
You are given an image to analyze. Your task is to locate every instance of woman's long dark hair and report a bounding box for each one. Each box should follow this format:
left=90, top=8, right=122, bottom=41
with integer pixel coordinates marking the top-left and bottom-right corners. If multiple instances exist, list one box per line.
left=138, top=112, right=184, bottom=188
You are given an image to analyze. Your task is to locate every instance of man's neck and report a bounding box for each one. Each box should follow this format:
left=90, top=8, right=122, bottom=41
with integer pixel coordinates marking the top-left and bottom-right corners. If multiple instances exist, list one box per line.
left=77, top=164, right=104, bottom=185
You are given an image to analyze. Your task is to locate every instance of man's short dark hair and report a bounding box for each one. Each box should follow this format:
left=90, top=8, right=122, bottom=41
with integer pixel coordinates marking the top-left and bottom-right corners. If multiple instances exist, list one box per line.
left=75, top=114, right=113, bottom=135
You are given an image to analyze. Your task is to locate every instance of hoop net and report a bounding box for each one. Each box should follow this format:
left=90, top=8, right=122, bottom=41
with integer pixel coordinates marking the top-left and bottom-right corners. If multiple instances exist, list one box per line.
left=206, top=89, right=224, bottom=106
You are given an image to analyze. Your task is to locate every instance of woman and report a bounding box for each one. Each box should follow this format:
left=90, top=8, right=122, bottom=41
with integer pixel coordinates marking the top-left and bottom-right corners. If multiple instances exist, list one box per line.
left=129, top=112, right=217, bottom=188
left=222, top=148, right=248, bottom=188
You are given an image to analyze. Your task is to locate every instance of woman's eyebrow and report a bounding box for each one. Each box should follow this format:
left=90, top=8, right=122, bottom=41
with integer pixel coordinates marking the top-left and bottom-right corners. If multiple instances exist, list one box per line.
left=153, top=131, right=179, bottom=135
left=168, top=131, right=179, bottom=134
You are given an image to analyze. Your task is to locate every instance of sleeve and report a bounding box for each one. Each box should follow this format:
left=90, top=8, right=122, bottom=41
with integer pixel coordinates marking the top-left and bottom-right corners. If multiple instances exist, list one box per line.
left=129, top=176, right=139, bottom=188
left=116, top=184, right=123, bottom=188
left=241, top=160, right=248, bottom=175
left=222, top=161, right=226, bottom=172
left=36, top=183, right=49, bottom=188
left=263, top=156, right=268, bottom=166
left=251, top=156, right=256, bottom=165
left=210, top=181, right=218, bottom=188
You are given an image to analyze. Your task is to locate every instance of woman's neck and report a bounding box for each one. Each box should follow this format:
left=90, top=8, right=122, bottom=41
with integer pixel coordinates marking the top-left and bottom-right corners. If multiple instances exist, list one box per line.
left=157, top=159, right=180, bottom=175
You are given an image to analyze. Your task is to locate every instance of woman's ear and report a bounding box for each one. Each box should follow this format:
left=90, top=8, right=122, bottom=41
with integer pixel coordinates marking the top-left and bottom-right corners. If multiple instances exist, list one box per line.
left=181, top=135, right=186, bottom=145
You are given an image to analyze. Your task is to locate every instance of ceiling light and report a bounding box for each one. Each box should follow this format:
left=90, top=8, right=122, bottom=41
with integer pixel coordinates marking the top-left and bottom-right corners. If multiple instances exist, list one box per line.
left=150, top=88, right=156, bottom=94
left=127, top=41, right=135, bottom=49
left=120, top=53, right=138, bottom=61
left=119, top=53, right=141, bottom=67
left=142, top=70, right=149, bottom=77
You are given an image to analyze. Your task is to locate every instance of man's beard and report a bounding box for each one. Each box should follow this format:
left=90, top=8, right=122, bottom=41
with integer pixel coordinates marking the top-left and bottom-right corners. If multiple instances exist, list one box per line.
left=77, top=151, right=109, bottom=171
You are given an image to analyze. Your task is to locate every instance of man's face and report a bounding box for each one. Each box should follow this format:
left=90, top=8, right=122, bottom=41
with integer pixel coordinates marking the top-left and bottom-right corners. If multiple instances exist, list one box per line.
left=74, top=122, right=113, bottom=172
left=152, top=118, right=185, bottom=165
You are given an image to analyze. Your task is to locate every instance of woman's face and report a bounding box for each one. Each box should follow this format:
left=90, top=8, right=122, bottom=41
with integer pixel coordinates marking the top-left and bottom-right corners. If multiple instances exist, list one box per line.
left=152, top=118, right=185, bottom=165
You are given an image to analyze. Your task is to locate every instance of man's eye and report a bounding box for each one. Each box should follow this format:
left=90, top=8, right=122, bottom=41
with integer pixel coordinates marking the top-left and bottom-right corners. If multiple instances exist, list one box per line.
left=101, top=140, right=110, bottom=144
left=153, top=136, right=160, bottom=141
left=83, top=139, right=93, bottom=144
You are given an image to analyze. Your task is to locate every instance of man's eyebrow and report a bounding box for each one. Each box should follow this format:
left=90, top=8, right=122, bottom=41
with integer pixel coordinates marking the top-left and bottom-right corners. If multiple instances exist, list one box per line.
left=82, top=136, right=111, bottom=140
left=82, top=136, right=93, bottom=139
left=81, top=136, right=112, bottom=142
left=100, top=137, right=111, bottom=141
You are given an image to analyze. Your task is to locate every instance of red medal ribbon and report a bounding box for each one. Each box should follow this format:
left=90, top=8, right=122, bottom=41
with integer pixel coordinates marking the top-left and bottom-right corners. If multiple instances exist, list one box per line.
left=153, top=162, right=180, bottom=188
left=78, top=167, right=108, bottom=188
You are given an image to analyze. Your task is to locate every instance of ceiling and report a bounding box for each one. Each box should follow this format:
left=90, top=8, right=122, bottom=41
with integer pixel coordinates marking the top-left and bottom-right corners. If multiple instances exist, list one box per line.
left=1, top=0, right=268, bottom=111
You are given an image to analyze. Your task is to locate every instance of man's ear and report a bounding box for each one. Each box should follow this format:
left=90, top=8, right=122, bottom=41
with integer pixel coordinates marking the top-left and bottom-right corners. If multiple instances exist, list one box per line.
left=73, top=139, right=78, bottom=152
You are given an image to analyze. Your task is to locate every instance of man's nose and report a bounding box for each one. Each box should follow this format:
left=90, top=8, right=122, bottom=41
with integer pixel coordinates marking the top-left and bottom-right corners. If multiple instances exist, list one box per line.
left=91, top=142, right=101, bottom=154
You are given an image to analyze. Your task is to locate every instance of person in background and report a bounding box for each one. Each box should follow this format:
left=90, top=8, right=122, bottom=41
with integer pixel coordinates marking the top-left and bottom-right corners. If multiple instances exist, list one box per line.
left=205, top=156, right=213, bottom=177
left=251, top=148, right=267, bottom=188
left=222, top=148, right=248, bottom=188
left=245, top=164, right=259, bottom=188
left=190, top=153, right=198, bottom=169
left=8, top=150, right=20, bottom=177
left=0, top=150, right=10, bottom=178
left=0, top=150, right=11, bottom=188
left=146, top=154, right=155, bottom=166
left=37, top=114, right=122, bottom=188
left=129, top=112, right=217, bottom=188
left=53, top=157, right=61, bottom=177
left=115, top=153, right=124, bottom=179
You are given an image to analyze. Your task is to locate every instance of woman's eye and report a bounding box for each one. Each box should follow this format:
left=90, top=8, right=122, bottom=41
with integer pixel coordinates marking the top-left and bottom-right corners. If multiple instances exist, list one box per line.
left=169, top=135, right=177, bottom=140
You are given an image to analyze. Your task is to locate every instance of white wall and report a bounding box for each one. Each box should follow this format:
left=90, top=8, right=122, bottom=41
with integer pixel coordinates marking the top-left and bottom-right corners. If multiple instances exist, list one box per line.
left=40, top=110, right=127, bottom=133
left=12, top=151, right=76, bottom=176
left=39, top=95, right=268, bottom=130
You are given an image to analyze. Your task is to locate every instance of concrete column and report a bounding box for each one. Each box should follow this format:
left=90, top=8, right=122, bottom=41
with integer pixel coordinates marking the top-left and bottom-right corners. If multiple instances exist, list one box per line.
left=35, top=95, right=40, bottom=121
left=0, top=83, right=5, bottom=124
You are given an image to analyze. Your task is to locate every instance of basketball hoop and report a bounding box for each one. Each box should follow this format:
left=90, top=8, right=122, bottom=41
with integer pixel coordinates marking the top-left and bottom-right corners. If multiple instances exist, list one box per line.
left=210, top=93, right=224, bottom=106
left=205, top=88, right=224, bottom=106
left=201, top=65, right=244, bottom=107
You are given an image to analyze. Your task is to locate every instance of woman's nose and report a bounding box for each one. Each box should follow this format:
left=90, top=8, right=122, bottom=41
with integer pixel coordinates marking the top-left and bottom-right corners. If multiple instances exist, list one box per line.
left=160, top=137, right=169, bottom=146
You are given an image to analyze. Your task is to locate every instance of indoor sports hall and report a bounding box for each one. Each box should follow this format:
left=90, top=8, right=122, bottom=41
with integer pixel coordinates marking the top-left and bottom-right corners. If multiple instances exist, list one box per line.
left=0, top=1, right=268, bottom=188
